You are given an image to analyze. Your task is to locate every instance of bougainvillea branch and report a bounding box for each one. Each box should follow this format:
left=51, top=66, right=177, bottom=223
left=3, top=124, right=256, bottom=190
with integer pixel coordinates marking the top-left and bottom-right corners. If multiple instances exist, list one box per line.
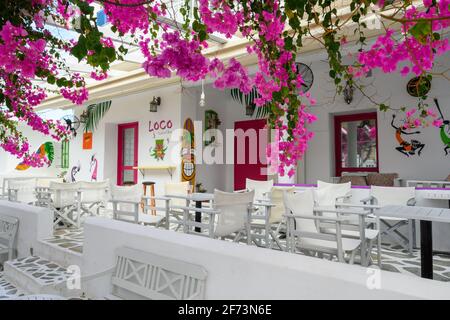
left=0, top=0, right=449, bottom=175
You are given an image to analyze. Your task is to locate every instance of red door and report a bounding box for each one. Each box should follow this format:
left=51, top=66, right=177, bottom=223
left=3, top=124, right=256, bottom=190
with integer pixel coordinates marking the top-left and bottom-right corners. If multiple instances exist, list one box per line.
left=234, top=119, right=268, bottom=190
left=117, top=122, right=139, bottom=185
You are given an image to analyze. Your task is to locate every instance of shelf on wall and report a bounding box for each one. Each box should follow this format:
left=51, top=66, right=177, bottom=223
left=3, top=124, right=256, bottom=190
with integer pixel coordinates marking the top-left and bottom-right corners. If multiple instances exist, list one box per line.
left=133, top=165, right=177, bottom=179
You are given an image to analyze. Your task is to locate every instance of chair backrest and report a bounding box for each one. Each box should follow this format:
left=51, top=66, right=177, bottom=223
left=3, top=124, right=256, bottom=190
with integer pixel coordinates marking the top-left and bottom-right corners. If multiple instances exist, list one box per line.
left=110, top=184, right=141, bottom=222
left=165, top=182, right=190, bottom=208
left=213, top=189, right=254, bottom=237
left=79, top=180, right=110, bottom=203
left=245, top=178, right=273, bottom=201
left=49, top=181, right=80, bottom=207
left=36, top=177, right=64, bottom=188
left=370, top=186, right=416, bottom=206
left=111, top=247, right=207, bottom=300
left=283, top=189, right=317, bottom=234
left=8, top=178, right=37, bottom=204
left=315, top=180, right=351, bottom=206
left=0, top=214, right=19, bottom=256
left=269, top=186, right=295, bottom=224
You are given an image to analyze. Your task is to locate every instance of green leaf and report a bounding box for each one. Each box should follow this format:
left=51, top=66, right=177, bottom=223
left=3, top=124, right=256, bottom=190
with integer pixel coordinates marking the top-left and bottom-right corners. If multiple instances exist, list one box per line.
left=83, top=101, right=111, bottom=133
left=71, top=35, right=87, bottom=62
left=409, top=20, right=432, bottom=41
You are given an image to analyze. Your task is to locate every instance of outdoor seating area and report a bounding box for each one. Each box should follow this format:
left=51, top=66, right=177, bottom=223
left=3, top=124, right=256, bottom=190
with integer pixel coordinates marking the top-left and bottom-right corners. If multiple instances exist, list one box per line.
left=2, top=175, right=450, bottom=300
left=1, top=0, right=450, bottom=303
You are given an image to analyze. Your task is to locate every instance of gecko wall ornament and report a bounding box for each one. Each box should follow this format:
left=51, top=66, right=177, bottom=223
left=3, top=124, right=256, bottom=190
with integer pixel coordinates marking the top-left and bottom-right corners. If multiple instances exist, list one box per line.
left=391, top=114, right=425, bottom=157
left=433, top=98, right=450, bottom=155
left=150, top=139, right=168, bottom=161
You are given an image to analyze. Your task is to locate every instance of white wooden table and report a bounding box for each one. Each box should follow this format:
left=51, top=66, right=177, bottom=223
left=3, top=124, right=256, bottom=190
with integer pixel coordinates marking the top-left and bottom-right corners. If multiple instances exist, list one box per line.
left=376, top=205, right=450, bottom=279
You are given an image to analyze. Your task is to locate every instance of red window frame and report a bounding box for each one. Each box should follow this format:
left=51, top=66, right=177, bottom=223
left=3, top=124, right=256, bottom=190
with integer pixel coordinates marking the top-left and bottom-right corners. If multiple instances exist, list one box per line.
left=117, top=122, right=139, bottom=186
left=334, top=112, right=379, bottom=177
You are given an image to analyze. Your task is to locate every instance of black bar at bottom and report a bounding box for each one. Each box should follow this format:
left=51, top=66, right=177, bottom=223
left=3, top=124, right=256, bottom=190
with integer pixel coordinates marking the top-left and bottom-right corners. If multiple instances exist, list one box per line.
left=420, top=220, right=433, bottom=279
left=195, top=201, right=202, bottom=233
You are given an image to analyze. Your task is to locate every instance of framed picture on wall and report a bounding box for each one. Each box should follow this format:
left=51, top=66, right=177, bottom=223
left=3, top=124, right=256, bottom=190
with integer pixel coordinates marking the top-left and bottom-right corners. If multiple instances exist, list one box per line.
left=204, top=110, right=221, bottom=146
left=83, top=132, right=93, bottom=150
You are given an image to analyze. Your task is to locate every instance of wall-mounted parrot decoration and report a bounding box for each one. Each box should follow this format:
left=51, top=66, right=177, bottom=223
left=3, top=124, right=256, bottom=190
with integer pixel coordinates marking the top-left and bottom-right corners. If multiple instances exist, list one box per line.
left=433, top=98, right=450, bottom=155
left=15, top=142, right=54, bottom=170
left=70, top=161, right=81, bottom=182
left=391, top=114, right=425, bottom=157
left=90, top=154, right=98, bottom=181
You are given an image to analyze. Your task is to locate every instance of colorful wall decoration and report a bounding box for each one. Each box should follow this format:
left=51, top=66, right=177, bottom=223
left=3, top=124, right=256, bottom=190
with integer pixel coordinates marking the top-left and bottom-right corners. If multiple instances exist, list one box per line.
left=434, top=99, right=450, bottom=155
left=83, top=132, right=93, bottom=150
left=150, top=139, right=167, bottom=161
left=90, top=154, right=98, bottom=181
left=15, top=142, right=54, bottom=170
left=391, top=114, right=425, bottom=157
left=70, top=162, right=81, bottom=182
left=181, top=118, right=196, bottom=187
left=204, top=110, right=221, bottom=146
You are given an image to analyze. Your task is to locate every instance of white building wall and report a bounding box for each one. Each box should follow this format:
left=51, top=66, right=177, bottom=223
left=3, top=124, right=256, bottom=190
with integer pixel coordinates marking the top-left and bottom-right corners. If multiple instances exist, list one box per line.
left=1, top=50, right=449, bottom=188
left=68, top=84, right=183, bottom=195
left=304, top=54, right=450, bottom=183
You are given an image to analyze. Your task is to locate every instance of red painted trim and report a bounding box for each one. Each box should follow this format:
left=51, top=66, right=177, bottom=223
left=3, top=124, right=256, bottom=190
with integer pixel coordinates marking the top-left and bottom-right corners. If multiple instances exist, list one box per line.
left=334, top=112, right=379, bottom=177
left=117, top=122, right=139, bottom=186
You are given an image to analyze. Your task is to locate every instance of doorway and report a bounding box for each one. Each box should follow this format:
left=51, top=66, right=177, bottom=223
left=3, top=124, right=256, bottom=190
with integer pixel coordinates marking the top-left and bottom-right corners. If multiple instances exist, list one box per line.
left=234, top=119, right=268, bottom=190
left=117, top=122, right=139, bottom=185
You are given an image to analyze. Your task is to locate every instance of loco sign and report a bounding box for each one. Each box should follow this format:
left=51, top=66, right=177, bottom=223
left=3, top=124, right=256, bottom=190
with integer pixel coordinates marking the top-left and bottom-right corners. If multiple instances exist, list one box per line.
left=149, top=120, right=173, bottom=133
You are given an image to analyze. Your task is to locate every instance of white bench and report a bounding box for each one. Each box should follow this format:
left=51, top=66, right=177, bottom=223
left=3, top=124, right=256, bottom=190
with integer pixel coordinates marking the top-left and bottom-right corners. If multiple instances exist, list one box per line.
left=0, top=215, right=19, bottom=263
left=106, top=247, right=207, bottom=300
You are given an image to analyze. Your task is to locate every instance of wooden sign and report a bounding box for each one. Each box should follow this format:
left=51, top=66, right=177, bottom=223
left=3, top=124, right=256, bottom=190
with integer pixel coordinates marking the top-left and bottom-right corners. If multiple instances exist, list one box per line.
left=83, top=132, right=93, bottom=150
left=181, top=118, right=195, bottom=186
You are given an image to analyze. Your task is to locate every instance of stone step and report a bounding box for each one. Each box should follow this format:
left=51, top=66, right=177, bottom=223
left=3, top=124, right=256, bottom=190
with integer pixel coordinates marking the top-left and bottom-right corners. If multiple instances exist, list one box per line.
left=34, top=239, right=82, bottom=269
left=3, top=256, right=76, bottom=297
left=0, top=272, right=25, bottom=299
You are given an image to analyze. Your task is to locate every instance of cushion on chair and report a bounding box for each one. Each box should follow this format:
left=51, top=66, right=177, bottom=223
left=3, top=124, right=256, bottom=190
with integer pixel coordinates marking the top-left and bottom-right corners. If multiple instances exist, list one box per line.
left=366, top=173, right=398, bottom=187
left=339, top=175, right=367, bottom=186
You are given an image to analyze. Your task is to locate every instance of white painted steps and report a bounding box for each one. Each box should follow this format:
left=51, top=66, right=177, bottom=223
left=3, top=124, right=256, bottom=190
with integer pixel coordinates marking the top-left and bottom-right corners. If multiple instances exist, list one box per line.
left=3, top=256, right=75, bottom=297
left=0, top=272, right=25, bottom=299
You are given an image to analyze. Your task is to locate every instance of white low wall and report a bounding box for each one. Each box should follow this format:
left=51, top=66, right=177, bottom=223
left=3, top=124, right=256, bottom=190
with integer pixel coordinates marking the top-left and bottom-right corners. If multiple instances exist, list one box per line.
left=82, top=217, right=450, bottom=299
left=0, top=200, right=53, bottom=259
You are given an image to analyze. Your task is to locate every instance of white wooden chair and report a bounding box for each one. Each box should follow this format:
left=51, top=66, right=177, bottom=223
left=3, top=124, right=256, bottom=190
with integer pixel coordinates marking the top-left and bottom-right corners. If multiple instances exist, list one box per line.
left=78, top=180, right=110, bottom=224
left=213, top=189, right=255, bottom=244
left=249, top=186, right=294, bottom=249
left=315, top=180, right=352, bottom=206
left=172, top=189, right=255, bottom=242
left=283, top=189, right=362, bottom=264
left=7, top=178, right=37, bottom=205
left=315, top=180, right=380, bottom=265
left=0, top=215, right=19, bottom=263
left=363, top=186, right=416, bottom=253
left=164, top=181, right=191, bottom=230
left=38, top=181, right=81, bottom=228
left=264, top=186, right=295, bottom=250
left=110, top=184, right=166, bottom=227
left=245, top=178, right=274, bottom=201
